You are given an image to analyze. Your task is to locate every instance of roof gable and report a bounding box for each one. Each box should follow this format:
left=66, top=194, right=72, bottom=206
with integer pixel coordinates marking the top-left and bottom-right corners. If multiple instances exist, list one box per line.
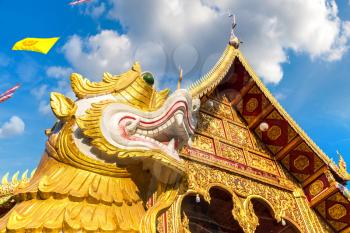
left=187, top=42, right=350, bottom=232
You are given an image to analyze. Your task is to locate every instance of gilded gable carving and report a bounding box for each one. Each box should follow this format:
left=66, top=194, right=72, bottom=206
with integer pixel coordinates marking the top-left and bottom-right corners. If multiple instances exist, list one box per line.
left=201, top=98, right=234, bottom=120
left=246, top=152, right=279, bottom=176
left=226, top=122, right=253, bottom=148
left=220, top=142, right=246, bottom=164
left=190, top=134, right=215, bottom=155
left=197, top=112, right=226, bottom=139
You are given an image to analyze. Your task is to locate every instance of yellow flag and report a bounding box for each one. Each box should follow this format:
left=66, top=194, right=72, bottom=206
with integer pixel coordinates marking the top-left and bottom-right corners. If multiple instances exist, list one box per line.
left=12, top=37, right=59, bottom=54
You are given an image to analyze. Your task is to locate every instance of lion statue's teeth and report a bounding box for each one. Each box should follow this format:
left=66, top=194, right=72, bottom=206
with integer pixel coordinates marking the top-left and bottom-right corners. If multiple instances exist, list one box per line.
left=125, top=118, right=140, bottom=135
left=175, top=113, right=184, bottom=126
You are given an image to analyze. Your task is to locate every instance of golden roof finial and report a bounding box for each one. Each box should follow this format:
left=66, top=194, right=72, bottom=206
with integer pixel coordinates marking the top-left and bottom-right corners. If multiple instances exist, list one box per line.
left=177, top=66, right=183, bottom=90
left=228, top=13, right=241, bottom=49
left=337, top=150, right=348, bottom=174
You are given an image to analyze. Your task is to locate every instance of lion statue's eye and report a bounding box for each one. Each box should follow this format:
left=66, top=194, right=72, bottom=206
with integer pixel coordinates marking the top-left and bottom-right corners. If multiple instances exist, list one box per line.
left=142, top=72, right=154, bottom=85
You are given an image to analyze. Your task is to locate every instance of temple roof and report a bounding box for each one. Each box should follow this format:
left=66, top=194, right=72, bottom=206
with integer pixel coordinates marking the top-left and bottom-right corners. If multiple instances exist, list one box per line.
left=190, top=43, right=347, bottom=181
left=188, top=41, right=350, bottom=232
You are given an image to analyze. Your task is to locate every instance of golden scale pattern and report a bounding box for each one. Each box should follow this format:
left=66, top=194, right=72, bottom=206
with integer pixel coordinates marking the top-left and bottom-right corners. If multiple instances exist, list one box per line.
left=0, top=170, right=36, bottom=207
left=0, top=147, right=146, bottom=232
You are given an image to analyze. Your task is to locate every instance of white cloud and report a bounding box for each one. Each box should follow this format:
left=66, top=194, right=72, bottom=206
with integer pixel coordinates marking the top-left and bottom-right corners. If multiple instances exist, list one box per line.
left=16, top=59, right=39, bottom=83
left=62, top=30, right=133, bottom=80
left=173, top=44, right=199, bottom=75
left=134, top=42, right=167, bottom=77
left=0, top=53, right=10, bottom=67
left=273, top=92, right=287, bottom=101
left=31, top=85, right=48, bottom=100
left=31, top=81, right=74, bottom=115
left=0, top=116, right=25, bottom=139
left=38, top=101, right=51, bottom=115
left=83, top=0, right=106, bottom=18
left=46, top=66, right=73, bottom=79
left=89, top=2, right=106, bottom=18
left=30, top=85, right=51, bottom=115
left=66, top=0, right=350, bottom=84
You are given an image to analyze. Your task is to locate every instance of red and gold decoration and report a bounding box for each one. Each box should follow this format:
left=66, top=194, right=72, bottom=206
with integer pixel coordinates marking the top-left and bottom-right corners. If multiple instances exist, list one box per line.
left=2, top=25, right=350, bottom=233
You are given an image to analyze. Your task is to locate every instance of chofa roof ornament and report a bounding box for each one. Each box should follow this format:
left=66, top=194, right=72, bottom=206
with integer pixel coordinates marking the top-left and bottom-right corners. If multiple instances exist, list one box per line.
left=229, top=13, right=242, bottom=49
left=336, top=150, right=350, bottom=179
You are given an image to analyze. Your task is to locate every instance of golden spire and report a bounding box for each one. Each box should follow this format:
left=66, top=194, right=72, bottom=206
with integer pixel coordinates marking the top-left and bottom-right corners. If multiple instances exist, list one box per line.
left=177, top=66, right=183, bottom=90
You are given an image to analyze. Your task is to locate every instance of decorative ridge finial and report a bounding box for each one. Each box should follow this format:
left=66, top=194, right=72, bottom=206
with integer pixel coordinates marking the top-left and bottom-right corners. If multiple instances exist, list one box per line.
left=337, top=150, right=348, bottom=173
left=228, top=13, right=242, bottom=49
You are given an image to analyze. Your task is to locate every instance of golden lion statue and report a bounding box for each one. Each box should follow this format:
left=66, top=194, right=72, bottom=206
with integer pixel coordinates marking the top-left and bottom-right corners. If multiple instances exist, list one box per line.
left=0, top=63, right=199, bottom=232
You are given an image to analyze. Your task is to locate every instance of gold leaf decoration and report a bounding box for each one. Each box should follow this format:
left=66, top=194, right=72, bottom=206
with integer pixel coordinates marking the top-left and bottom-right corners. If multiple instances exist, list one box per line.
left=76, top=100, right=124, bottom=156
left=151, top=88, right=170, bottom=110
left=140, top=182, right=180, bottom=233
left=50, top=92, right=77, bottom=121
left=70, top=62, right=142, bottom=99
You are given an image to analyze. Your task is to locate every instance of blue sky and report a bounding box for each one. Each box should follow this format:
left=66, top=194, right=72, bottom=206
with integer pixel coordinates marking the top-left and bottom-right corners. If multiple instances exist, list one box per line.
left=1, top=0, right=350, bottom=176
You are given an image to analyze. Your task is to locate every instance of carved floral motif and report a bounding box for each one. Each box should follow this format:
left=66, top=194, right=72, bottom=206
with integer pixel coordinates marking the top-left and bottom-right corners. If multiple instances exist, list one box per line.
left=267, top=125, right=282, bottom=141
left=246, top=97, right=259, bottom=113
left=226, top=122, right=253, bottom=148
left=220, top=142, right=246, bottom=164
left=183, top=160, right=305, bottom=232
left=202, top=98, right=233, bottom=120
left=191, top=134, right=215, bottom=154
left=197, top=112, right=226, bottom=139
left=328, top=204, right=347, bottom=220
left=294, top=155, right=310, bottom=171
left=309, top=180, right=324, bottom=197
left=245, top=152, right=279, bottom=175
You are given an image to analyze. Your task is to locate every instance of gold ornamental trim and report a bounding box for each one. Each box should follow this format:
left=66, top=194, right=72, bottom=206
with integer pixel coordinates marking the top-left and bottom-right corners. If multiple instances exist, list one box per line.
left=309, top=180, right=324, bottom=197
left=267, top=125, right=282, bottom=141
left=140, top=182, right=181, bottom=233
left=170, top=160, right=308, bottom=233
left=293, top=155, right=310, bottom=171
left=70, top=62, right=142, bottom=99
left=246, top=97, right=259, bottom=113
left=50, top=92, right=77, bottom=121
left=180, top=153, right=295, bottom=191
left=328, top=203, right=347, bottom=220
left=76, top=100, right=125, bottom=156
left=189, top=45, right=237, bottom=98
left=53, top=120, right=131, bottom=177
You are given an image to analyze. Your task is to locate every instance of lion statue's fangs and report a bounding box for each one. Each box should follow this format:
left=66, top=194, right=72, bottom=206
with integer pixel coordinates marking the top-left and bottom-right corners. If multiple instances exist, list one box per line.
left=0, top=62, right=199, bottom=233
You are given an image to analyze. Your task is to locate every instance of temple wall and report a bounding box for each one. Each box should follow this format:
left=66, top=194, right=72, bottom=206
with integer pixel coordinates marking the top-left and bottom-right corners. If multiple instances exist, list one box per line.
left=156, top=92, right=335, bottom=233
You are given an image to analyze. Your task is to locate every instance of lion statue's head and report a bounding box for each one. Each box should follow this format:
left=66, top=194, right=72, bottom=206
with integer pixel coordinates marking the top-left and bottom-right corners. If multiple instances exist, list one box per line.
left=0, top=62, right=199, bottom=233
left=49, top=62, right=199, bottom=184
